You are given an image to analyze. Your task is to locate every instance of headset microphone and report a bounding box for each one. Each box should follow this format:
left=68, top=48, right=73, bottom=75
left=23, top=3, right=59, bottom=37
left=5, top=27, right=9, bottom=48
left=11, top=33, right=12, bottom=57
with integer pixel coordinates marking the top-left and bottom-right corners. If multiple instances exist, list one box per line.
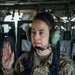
left=34, top=46, right=50, bottom=51
left=35, top=46, right=45, bottom=51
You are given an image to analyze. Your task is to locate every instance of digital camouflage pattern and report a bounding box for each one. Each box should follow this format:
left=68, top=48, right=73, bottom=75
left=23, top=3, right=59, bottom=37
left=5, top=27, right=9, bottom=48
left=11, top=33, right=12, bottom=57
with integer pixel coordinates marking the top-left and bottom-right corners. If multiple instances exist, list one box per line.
left=1, top=51, right=75, bottom=75
left=14, top=51, right=75, bottom=75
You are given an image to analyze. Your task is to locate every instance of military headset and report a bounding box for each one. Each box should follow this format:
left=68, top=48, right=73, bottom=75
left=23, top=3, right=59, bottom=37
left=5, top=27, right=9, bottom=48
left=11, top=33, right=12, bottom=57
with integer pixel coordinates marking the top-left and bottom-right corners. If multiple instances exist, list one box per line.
left=26, top=12, right=61, bottom=50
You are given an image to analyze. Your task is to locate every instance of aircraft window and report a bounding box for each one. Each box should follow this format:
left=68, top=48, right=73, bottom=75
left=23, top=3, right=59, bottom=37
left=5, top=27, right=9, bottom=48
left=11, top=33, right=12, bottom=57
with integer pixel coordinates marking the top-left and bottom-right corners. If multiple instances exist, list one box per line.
left=2, top=24, right=11, bottom=33
left=21, top=10, right=35, bottom=20
left=21, top=11, right=35, bottom=30
left=4, top=12, right=23, bottom=30
left=55, top=22, right=66, bottom=31
left=0, top=22, right=15, bottom=35
left=4, top=12, right=23, bottom=22
left=22, top=14, right=30, bottom=20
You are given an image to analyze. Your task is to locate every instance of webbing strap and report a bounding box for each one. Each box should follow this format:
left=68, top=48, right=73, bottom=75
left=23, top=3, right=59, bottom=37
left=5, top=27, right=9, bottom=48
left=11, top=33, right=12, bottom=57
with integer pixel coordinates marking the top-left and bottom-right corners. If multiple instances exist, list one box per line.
left=51, top=42, right=60, bottom=75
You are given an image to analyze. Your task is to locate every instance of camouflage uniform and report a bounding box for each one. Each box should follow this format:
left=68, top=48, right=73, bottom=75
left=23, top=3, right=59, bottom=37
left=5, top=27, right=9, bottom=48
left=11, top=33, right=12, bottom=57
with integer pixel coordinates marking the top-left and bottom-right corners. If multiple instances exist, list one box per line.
left=1, top=51, right=75, bottom=75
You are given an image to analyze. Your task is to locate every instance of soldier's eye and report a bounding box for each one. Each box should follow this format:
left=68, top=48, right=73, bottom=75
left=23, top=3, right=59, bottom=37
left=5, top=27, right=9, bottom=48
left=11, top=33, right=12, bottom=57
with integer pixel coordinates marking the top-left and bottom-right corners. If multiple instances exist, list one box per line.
left=39, top=31, right=45, bottom=36
left=31, top=31, right=36, bottom=35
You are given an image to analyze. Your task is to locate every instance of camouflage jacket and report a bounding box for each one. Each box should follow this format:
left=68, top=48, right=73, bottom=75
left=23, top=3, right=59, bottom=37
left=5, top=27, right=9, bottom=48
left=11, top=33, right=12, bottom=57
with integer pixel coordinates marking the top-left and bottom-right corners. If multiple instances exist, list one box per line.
left=1, top=51, right=75, bottom=75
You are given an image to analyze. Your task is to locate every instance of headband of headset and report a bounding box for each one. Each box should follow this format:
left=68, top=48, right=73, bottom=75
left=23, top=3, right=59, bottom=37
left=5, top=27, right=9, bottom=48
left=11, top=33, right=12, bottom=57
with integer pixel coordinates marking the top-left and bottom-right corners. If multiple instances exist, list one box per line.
left=33, top=12, right=55, bottom=30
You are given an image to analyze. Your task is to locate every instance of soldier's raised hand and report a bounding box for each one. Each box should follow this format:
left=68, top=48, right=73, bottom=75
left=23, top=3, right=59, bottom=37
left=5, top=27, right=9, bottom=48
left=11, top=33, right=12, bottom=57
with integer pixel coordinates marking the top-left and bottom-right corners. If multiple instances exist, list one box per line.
left=2, top=42, right=14, bottom=69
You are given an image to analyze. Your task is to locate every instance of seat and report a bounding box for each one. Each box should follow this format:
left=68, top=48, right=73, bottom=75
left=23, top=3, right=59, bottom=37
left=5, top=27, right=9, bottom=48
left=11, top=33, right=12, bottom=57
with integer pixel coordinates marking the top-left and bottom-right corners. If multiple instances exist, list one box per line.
left=60, top=31, right=71, bottom=56
left=71, top=38, right=75, bottom=63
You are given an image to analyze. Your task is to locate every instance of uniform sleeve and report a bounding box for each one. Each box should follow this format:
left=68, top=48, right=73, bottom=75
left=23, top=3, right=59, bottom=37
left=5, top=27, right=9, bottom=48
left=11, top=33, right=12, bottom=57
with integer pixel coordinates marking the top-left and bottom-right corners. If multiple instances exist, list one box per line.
left=60, top=62, right=75, bottom=75
left=2, top=68, right=14, bottom=75
left=59, top=52, right=75, bottom=75
left=14, top=52, right=29, bottom=74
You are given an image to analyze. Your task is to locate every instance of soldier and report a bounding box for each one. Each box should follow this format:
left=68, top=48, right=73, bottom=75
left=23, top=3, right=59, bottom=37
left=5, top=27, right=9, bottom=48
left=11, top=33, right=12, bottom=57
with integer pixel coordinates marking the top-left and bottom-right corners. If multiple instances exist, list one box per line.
left=1, top=12, right=75, bottom=75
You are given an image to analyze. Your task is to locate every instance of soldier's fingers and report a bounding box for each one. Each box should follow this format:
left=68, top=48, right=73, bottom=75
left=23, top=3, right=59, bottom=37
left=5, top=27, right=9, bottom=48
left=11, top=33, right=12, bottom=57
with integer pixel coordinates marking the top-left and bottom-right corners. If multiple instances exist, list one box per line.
left=4, top=43, right=8, bottom=51
left=4, top=52, right=14, bottom=69
left=8, top=43, right=12, bottom=54
left=2, top=47, right=8, bottom=57
left=2, top=54, right=8, bottom=67
left=2, top=48, right=6, bottom=56
left=2, top=45, right=10, bottom=60
left=4, top=43, right=11, bottom=56
left=10, top=52, right=14, bottom=63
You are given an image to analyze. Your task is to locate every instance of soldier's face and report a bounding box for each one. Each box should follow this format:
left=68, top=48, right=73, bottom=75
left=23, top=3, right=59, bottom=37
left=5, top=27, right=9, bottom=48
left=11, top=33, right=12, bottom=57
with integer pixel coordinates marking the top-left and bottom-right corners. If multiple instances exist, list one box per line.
left=31, top=20, right=50, bottom=49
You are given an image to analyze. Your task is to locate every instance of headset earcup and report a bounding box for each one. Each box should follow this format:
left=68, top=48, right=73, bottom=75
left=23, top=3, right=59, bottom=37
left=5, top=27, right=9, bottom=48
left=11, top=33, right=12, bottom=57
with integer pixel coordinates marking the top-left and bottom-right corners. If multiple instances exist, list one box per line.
left=26, top=27, right=31, bottom=41
left=49, top=29, right=60, bottom=45
left=49, top=29, right=55, bottom=44
left=51, top=30, right=61, bottom=45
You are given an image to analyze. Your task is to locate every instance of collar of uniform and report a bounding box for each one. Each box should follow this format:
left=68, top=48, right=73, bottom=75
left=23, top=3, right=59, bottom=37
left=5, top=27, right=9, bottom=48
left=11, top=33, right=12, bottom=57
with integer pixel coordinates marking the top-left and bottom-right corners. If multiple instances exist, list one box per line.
left=32, top=50, right=53, bottom=69
left=47, top=51, right=53, bottom=65
left=41, top=50, right=53, bottom=66
left=33, top=52, right=40, bottom=67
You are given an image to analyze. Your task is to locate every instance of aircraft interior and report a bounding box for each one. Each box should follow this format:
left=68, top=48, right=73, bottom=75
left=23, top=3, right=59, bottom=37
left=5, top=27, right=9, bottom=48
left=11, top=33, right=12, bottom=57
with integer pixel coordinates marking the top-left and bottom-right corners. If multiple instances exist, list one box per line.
left=0, top=0, right=75, bottom=64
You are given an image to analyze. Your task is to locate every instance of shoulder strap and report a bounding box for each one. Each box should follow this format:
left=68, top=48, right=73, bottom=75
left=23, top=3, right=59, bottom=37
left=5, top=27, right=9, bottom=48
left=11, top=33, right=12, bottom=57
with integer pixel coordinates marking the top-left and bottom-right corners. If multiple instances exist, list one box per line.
left=22, top=46, right=34, bottom=75
left=50, top=41, right=60, bottom=75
